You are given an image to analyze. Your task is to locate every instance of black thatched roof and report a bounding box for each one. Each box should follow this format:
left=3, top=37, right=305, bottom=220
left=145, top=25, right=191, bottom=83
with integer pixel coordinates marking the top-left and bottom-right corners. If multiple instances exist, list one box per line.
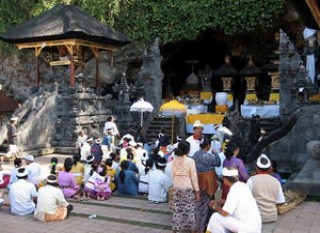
left=0, top=4, right=131, bottom=46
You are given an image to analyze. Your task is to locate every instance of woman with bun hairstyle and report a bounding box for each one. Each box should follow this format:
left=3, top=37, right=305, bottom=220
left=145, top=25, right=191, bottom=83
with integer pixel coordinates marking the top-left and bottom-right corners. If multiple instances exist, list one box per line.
left=172, top=140, right=200, bottom=233
left=221, top=140, right=249, bottom=199
left=192, top=136, right=221, bottom=233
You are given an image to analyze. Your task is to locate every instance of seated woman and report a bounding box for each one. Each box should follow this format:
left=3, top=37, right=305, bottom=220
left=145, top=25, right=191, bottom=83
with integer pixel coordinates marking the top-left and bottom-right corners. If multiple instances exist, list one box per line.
left=116, top=160, right=139, bottom=196
left=70, top=154, right=84, bottom=186
left=105, top=159, right=116, bottom=191
left=84, top=163, right=111, bottom=200
left=49, top=157, right=63, bottom=176
left=221, top=140, right=249, bottom=199
left=58, top=158, right=80, bottom=199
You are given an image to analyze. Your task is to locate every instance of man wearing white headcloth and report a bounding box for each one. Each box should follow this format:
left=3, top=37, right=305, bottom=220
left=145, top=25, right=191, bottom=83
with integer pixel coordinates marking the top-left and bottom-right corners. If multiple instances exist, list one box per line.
left=207, top=167, right=261, bottom=233
left=186, top=120, right=204, bottom=157
left=303, top=27, right=317, bottom=83
left=246, top=154, right=285, bottom=223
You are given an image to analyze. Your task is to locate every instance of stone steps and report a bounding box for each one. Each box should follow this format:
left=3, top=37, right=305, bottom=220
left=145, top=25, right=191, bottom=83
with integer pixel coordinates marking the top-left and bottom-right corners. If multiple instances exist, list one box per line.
left=146, top=117, right=173, bottom=142
left=69, top=197, right=172, bottom=230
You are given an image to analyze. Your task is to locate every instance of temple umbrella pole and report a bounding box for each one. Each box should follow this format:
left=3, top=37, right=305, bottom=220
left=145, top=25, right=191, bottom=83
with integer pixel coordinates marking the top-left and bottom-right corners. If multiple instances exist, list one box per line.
left=141, top=110, right=144, bottom=127
left=171, top=109, right=174, bottom=144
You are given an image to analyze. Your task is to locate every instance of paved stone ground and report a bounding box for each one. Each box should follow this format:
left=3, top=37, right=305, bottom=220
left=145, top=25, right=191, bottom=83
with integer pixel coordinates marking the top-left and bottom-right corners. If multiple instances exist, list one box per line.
left=1, top=154, right=319, bottom=233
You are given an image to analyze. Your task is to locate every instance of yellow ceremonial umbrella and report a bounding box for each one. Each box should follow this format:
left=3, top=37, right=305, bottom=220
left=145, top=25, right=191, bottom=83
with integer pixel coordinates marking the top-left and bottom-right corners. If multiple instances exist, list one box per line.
left=160, top=100, right=187, bottom=144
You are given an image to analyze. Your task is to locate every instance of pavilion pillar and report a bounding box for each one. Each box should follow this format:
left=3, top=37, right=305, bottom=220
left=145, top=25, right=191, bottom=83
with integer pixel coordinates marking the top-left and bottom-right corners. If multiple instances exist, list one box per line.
left=70, top=56, right=75, bottom=87
left=35, top=47, right=42, bottom=86
left=95, top=55, right=100, bottom=89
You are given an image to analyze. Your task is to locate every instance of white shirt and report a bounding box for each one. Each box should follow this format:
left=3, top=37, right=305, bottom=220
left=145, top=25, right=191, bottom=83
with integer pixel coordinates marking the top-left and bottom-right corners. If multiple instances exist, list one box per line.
left=104, top=121, right=119, bottom=136
left=214, top=152, right=226, bottom=177
left=164, top=162, right=173, bottom=183
left=148, top=169, right=172, bottom=203
left=9, top=179, right=37, bottom=216
left=186, top=135, right=200, bottom=157
left=34, top=185, right=69, bottom=222
left=27, top=162, right=41, bottom=185
left=80, top=142, right=91, bottom=161
left=138, top=165, right=150, bottom=193
left=223, top=182, right=261, bottom=233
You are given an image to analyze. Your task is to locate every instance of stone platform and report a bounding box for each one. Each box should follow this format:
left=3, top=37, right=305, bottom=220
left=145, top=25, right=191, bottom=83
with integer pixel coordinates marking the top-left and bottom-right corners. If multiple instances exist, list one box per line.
left=288, top=159, right=320, bottom=196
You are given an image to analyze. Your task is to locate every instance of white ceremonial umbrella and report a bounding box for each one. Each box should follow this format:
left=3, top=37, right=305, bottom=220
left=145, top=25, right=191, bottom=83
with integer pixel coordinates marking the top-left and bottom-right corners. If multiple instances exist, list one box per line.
left=130, top=98, right=154, bottom=126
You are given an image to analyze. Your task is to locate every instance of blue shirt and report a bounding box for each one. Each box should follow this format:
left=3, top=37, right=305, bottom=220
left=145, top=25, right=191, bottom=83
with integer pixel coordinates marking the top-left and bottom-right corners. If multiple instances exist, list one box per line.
left=193, top=149, right=221, bottom=173
left=116, top=170, right=139, bottom=196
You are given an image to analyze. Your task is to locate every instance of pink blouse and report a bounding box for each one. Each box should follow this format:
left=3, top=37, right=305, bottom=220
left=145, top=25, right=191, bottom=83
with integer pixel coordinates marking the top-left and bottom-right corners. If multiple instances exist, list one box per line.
left=172, top=155, right=199, bottom=191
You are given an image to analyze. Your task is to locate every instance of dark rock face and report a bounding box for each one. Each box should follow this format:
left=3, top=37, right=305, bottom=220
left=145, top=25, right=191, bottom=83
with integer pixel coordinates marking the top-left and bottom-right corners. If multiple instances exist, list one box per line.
left=307, top=141, right=320, bottom=162
left=0, top=40, right=164, bottom=154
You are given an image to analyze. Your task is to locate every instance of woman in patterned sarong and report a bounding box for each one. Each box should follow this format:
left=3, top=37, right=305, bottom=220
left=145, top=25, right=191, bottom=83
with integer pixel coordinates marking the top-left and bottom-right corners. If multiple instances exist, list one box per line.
left=172, top=140, right=200, bottom=233
left=193, top=136, right=221, bottom=232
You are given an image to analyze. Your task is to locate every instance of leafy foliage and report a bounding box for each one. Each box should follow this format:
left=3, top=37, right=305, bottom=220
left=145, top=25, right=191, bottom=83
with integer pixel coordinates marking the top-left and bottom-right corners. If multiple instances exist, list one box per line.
left=0, top=0, right=286, bottom=46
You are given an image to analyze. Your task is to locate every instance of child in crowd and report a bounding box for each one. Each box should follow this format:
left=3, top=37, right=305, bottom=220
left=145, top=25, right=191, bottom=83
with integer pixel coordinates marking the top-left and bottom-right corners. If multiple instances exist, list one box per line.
left=105, top=159, right=116, bottom=191
left=49, top=157, right=62, bottom=175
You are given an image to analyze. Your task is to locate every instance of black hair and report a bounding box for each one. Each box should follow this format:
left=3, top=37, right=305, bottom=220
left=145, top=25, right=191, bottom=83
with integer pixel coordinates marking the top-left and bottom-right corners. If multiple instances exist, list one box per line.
left=224, top=175, right=239, bottom=183
left=225, top=140, right=240, bottom=160
left=47, top=174, right=59, bottom=187
left=64, top=158, right=73, bottom=172
left=50, top=157, right=58, bottom=175
left=127, top=151, right=134, bottom=161
left=90, top=163, right=99, bottom=177
left=99, top=164, right=107, bottom=177
left=17, top=167, right=27, bottom=179
left=107, top=116, right=113, bottom=122
left=105, top=158, right=113, bottom=167
left=199, top=136, right=210, bottom=149
left=175, top=140, right=190, bottom=156
left=119, top=160, right=129, bottom=183
left=144, top=159, right=154, bottom=174
left=156, top=157, right=167, bottom=170
left=271, top=159, right=278, bottom=172
left=13, top=158, right=22, bottom=168
left=109, top=152, right=116, bottom=161
left=73, top=154, right=81, bottom=166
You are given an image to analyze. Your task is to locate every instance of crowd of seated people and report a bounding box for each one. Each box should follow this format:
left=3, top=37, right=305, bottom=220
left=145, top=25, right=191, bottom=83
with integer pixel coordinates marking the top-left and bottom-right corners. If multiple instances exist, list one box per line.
left=0, top=116, right=288, bottom=233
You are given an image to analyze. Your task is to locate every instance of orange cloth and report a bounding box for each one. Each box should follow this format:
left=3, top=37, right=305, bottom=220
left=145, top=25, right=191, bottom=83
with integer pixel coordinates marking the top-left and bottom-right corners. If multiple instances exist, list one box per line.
left=45, top=206, right=67, bottom=222
left=215, top=105, right=228, bottom=113
left=197, top=170, right=218, bottom=197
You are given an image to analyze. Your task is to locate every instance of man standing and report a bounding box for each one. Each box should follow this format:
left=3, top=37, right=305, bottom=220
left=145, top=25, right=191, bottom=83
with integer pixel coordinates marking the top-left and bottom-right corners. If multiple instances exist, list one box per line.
left=80, top=137, right=94, bottom=162
left=24, top=155, right=41, bottom=186
left=186, top=120, right=204, bottom=157
left=103, top=116, right=120, bottom=138
left=9, top=167, right=37, bottom=216
left=247, top=154, right=285, bottom=223
left=3, top=116, right=19, bottom=163
left=148, top=157, right=172, bottom=204
left=34, top=175, right=73, bottom=222
left=91, top=138, right=103, bottom=163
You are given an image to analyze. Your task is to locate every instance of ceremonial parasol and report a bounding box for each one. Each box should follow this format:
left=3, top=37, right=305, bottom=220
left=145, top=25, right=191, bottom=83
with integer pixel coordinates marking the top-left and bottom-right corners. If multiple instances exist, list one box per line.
left=160, top=100, right=187, bottom=143
left=130, top=98, right=154, bottom=126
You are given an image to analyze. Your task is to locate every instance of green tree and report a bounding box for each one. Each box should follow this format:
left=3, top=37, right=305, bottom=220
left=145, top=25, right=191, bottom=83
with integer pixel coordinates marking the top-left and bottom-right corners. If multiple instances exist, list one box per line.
left=0, top=0, right=286, bottom=46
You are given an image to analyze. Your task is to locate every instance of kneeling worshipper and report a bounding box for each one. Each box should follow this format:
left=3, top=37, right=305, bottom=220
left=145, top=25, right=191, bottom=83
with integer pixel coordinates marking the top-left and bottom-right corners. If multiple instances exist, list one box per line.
left=148, top=157, right=172, bottom=204
left=207, top=167, right=261, bottom=233
left=247, top=154, right=285, bottom=223
left=9, top=167, right=37, bottom=216
left=34, top=175, right=73, bottom=222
